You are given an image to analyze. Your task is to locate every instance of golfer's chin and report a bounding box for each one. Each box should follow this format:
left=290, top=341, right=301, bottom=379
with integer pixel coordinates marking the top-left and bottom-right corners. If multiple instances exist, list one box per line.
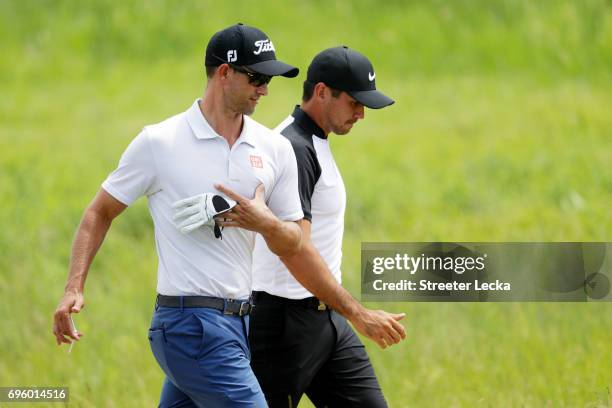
left=333, top=123, right=354, bottom=135
left=242, top=99, right=259, bottom=116
left=241, top=105, right=256, bottom=116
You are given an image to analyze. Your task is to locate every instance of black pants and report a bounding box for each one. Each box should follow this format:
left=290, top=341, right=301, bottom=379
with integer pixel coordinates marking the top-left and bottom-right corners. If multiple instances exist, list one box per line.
left=249, top=292, right=388, bottom=408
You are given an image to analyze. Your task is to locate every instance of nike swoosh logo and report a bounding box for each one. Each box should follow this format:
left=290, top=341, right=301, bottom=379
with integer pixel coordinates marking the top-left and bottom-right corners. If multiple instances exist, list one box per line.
left=368, top=72, right=376, bottom=81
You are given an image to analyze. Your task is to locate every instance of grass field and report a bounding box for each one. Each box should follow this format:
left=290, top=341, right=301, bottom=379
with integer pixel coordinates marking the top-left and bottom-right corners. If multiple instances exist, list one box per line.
left=1, top=1, right=611, bottom=407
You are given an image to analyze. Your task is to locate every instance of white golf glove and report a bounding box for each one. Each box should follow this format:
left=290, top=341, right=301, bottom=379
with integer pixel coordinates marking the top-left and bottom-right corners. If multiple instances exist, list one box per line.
left=172, top=193, right=237, bottom=234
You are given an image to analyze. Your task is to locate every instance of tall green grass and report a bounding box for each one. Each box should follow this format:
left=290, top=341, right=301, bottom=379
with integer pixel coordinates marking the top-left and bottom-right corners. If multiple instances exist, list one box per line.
left=1, top=1, right=611, bottom=406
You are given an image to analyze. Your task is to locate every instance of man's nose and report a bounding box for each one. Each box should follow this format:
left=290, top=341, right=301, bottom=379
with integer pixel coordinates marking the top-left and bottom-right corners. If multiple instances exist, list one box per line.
left=256, top=83, right=268, bottom=96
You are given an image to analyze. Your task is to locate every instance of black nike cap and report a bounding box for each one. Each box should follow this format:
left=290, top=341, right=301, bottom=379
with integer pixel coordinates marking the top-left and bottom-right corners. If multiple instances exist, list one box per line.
left=307, top=46, right=394, bottom=109
left=205, top=23, right=299, bottom=78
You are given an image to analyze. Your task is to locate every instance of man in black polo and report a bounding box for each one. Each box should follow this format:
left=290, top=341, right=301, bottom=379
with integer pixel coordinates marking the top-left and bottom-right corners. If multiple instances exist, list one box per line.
left=250, top=46, right=399, bottom=407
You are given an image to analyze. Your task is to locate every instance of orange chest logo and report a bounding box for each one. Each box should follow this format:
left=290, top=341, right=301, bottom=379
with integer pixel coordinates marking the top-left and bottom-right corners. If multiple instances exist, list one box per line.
left=250, top=155, right=263, bottom=169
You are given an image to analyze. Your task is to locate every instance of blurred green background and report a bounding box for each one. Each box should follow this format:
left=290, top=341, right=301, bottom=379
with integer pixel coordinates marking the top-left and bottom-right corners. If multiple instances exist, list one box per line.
left=1, top=0, right=611, bottom=406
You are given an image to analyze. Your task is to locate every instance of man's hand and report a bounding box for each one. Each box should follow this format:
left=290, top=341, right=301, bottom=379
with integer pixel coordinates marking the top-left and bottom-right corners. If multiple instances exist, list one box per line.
left=214, top=184, right=278, bottom=234
left=215, top=183, right=302, bottom=256
left=350, top=308, right=406, bottom=349
left=53, top=289, right=84, bottom=346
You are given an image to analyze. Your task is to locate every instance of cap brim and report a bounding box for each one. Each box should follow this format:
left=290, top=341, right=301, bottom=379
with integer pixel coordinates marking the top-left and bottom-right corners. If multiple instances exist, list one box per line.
left=348, top=90, right=395, bottom=109
left=246, top=59, right=299, bottom=78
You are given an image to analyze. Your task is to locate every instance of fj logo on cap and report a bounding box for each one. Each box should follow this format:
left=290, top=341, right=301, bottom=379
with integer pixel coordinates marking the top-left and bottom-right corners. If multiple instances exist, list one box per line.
left=250, top=155, right=263, bottom=168
left=227, top=50, right=237, bottom=62
left=253, top=39, right=275, bottom=55
left=368, top=72, right=376, bottom=81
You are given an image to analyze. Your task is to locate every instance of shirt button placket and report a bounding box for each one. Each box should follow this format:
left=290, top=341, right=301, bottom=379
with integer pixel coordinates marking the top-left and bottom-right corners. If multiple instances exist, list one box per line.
left=228, top=143, right=240, bottom=183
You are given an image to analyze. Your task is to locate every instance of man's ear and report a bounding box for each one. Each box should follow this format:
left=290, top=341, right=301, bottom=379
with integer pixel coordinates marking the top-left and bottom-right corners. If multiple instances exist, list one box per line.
left=216, top=64, right=231, bottom=81
left=314, top=82, right=327, bottom=100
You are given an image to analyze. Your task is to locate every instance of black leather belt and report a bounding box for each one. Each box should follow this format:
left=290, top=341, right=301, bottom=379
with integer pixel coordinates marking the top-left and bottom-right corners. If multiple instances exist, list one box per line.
left=252, top=291, right=329, bottom=311
left=156, top=294, right=254, bottom=316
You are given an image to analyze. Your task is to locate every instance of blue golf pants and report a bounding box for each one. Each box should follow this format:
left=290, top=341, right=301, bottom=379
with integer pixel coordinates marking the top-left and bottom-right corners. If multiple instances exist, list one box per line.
left=148, top=304, right=267, bottom=407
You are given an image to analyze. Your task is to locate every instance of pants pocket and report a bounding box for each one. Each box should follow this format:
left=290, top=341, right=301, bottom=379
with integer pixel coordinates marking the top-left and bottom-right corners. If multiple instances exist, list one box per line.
left=166, top=313, right=206, bottom=361
left=148, top=326, right=171, bottom=376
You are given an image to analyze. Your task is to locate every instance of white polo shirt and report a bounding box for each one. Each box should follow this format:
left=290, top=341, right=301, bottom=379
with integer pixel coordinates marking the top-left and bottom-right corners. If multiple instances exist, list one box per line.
left=253, top=106, right=346, bottom=299
left=102, top=99, right=303, bottom=299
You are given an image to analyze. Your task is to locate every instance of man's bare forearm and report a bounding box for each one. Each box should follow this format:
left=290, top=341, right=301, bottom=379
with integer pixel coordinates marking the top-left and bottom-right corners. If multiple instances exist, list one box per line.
left=279, top=241, right=363, bottom=319
left=65, top=209, right=113, bottom=292
left=280, top=240, right=407, bottom=348
left=274, top=220, right=405, bottom=349
left=54, top=190, right=126, bottom=345
left=260, top=218, right=302, bottom=258
left=64, top=189, right=127, bottom=293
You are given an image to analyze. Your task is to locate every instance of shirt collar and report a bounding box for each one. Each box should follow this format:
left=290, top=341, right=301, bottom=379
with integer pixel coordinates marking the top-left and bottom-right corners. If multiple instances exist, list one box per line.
left=239, top=116, right=257, bottom=147
left=291, top=105, right=327, bottom=140
left=186, top=99, right=256, bottom=147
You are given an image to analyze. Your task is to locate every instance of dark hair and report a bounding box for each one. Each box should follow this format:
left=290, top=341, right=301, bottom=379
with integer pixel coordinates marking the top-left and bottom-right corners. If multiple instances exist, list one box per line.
left=302, top=81, right=341, bottom=102
left=205, top=65, right=218, bottom=79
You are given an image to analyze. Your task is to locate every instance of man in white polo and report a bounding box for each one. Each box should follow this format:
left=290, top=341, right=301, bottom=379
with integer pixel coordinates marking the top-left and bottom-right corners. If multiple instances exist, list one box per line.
left=53, top=23, right=303, bottom=407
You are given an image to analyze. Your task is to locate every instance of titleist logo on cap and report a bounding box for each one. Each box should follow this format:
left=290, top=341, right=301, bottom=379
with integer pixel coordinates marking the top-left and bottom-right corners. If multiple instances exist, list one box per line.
left=253, top=39, right=275, bottom=55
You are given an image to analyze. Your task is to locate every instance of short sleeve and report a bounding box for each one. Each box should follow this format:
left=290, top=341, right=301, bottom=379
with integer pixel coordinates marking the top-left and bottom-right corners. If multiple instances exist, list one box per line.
left=101, top=129, right=160, bottom=205
left=265, top=139, right=304, bottom=222
left=290, top=138, right=320, bottom=222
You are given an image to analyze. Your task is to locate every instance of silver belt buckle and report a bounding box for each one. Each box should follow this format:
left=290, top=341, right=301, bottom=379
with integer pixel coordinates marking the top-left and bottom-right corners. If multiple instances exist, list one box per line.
left=239, top=302, right=251, bottom=316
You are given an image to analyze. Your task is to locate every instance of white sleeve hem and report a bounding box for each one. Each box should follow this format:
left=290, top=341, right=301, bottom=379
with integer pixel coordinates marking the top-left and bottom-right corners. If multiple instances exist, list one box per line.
left=277, top=211, right=304, bottom=222
left=101, top=182, right=134, bottom=206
